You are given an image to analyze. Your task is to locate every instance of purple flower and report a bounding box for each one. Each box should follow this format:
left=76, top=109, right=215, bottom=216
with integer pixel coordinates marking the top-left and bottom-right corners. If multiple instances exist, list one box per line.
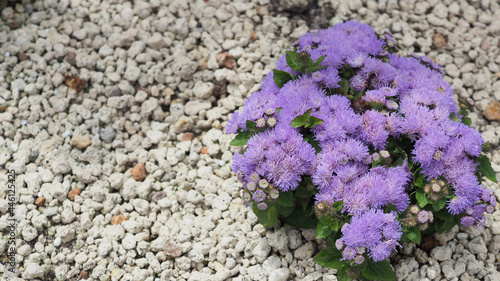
left=257, top=202, right=268, bottom=210
left=340, top=209, right=401, bottom=262
left=461, top=216, right=475, bottom=227
left=354, top=255, right=365, bottom=265
left=253, top=190, right=267, bottom=202
left=360, top=110, right=390, bottom=149
left=342, top=247, right=357, bottom=260
left=417, top=210, right=429, bottom=224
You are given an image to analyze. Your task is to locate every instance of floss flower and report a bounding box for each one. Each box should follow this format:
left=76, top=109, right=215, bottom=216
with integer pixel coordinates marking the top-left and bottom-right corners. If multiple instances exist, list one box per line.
left=227, top=20, right=497, bottom=279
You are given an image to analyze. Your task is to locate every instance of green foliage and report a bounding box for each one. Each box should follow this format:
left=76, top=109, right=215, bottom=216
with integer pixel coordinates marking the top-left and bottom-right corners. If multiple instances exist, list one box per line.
left=273, top=70, right=294, bottom=88
left=415, top=190, right=428, bottom=208
left=252, top=205, right=278, bottom=228
left=477, top=155, right=498, bottom=183
left=361, top=259, right=397, bottom=281
left=291, top=109, right=324, bottom=128
left=316, top=220, right=334, bottom=239
left=314, top=246, right=344, bottom=269
left=406, top=226, right=421, bottom=244
left=285, top=51, right=327, bottom=75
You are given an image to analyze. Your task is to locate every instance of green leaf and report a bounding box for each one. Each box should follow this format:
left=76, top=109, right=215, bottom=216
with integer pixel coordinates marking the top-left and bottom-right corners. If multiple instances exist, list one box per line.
left=435, top=218, right=456, bottom=234
left=294, top=179, right=316, bottom=198
left=434, top=209, right=454, bottom=221
left=384, top=203, right=397, bottom=213
left=339, top=78, right=350, bottom=93
left=416, top=190, right=428, bottom=208
left=432, top=198, right=447, bottom=211
left=273, top=69, right=294, bottom=88
left=286, top=51, right=304, bottom=72
left=246, top=120, right=256, bottom=131
left=330, top=219, right=340, bottom=232
left=252, top=205, right=278, bottom=228
left=361, top=259, right=397, bottom=281
left=304, top=134, right=321, bottom=154
left=332, top=200, right=343, bottom=212
left=306, top=116, right=324, bottom=128
left=337, top=266, right=351, bottom=281
left=230, top=131, right=251, bottom=146
left=316, top=221, right=334, bottom=239
left=313, top=55, right=326, bottom=66
left=290, top=115, right=305, bottom=128
left=406, top=226, right=421, bottom=244
left=304, top=65, right=327, bottom=75
left=275, top=203, right=295, bottom=217
left=275, top=190, right=294, bottom=207
left=477, top=155, right=498, bottom=183
left=462, top=117, right=472, bottom=126
left=414, top=175, right=426, bottom=188
left=282, top=208, right=317, bottom=229
left=313, top=246, right=344, bottom=269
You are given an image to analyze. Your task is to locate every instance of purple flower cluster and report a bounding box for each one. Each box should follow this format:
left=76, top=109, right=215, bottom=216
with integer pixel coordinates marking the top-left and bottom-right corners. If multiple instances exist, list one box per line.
left=227, top=20, right=496, bottom=261
left=337, top=209, right=402, bottom=262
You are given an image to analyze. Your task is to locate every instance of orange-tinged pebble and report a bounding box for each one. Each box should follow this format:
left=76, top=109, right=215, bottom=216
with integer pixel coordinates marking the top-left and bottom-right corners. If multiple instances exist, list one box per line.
left=72, top=135, right=91, bottom=149
left=79, top=270, right=89, bottom=279
left=131, top=163, right=147, bottom=181
left=111, top=215, right=128, bottom=225
left=165, top=242, right=182, bottom=257
left=68, top=188, right=81, bottom=200
left=200, top=147, right=209, bottom=154
left=182, top=132, right=195, bottom=141
left=35, top=196, right=45, bottom=206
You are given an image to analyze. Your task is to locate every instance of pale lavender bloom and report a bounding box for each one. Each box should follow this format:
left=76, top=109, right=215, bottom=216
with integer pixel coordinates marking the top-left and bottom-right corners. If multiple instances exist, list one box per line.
left=340, top=209, right=401, bottom=262
left=253, top=190, right=266, bottom=202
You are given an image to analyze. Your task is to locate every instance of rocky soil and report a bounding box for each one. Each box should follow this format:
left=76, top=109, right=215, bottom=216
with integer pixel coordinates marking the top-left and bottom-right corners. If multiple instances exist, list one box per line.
left=0, top=0, right=500, bottom=280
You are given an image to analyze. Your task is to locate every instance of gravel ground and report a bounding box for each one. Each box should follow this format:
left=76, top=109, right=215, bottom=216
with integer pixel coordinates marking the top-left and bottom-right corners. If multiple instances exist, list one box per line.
left=0, top=0, right=500, bottom=280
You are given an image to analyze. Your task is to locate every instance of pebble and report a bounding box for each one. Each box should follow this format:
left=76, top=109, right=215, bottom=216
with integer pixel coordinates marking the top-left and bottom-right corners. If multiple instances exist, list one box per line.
left=111, top=214, right=128, bottom=225
left=483, top=101, right=500, bottom=121
left=68, top=188, right=82, bottom=200
left=131, top=163, right=147, bottom=181
left=22, top=263, right=44, bottom=279
left=72, top=136, right=92, bottom=149
left=1, top=1, right=499, bottom=280
left=54, top=237, right=62, bottom=247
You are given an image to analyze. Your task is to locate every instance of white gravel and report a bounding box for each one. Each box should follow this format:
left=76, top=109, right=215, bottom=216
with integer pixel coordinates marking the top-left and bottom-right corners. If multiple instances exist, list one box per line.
left=0, top=0, right=500, bottom=280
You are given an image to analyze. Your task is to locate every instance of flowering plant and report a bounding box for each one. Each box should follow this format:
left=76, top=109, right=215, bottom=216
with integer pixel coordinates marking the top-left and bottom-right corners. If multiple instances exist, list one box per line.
left=227, top=20, right=498, bottom=280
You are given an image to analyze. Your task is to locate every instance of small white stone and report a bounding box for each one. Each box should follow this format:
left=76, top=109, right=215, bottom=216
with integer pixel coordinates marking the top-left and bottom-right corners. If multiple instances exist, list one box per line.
left=54, top=237, right=62, bottom=247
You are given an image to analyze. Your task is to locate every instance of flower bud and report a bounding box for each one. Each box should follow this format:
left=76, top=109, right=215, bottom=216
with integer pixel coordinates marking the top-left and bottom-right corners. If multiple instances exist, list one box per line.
left=354, top=255, right=365, bottom=265
left=430, top=193, right=440, bottom=202
left=379, top=150, right=390, bottom=159
left=417, top=210, right=429, bottom=224
left=253, top=190, right=267, bottom=202
left=267, top=117, right=277, bottom=127
left=431, top=182, right=441, bottom=193
left=246, top=182, right=256, bottom=192
left=432, top=150, right=443, bottom=161
left=423, top=184, right=431, bottom=194
left=269, top=189, right=279, bottom=200
left=259, top=179, right=269, bottom=188
left=264, top=108, right=275, bottom=115
left=409, top=205, right=420, bottom=215
left=242, top=191, right=251, bottom=202
left=256, top=117, right=266, bottom=128
left=257, top=202, right=268, bottom=210
left=406, top=216, right=417, bottom=228
left=372, top=152, right=380, bottom=162
left=335, top=239, right=344, bottom=251
left=249, top=172, right=259, bottom=183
